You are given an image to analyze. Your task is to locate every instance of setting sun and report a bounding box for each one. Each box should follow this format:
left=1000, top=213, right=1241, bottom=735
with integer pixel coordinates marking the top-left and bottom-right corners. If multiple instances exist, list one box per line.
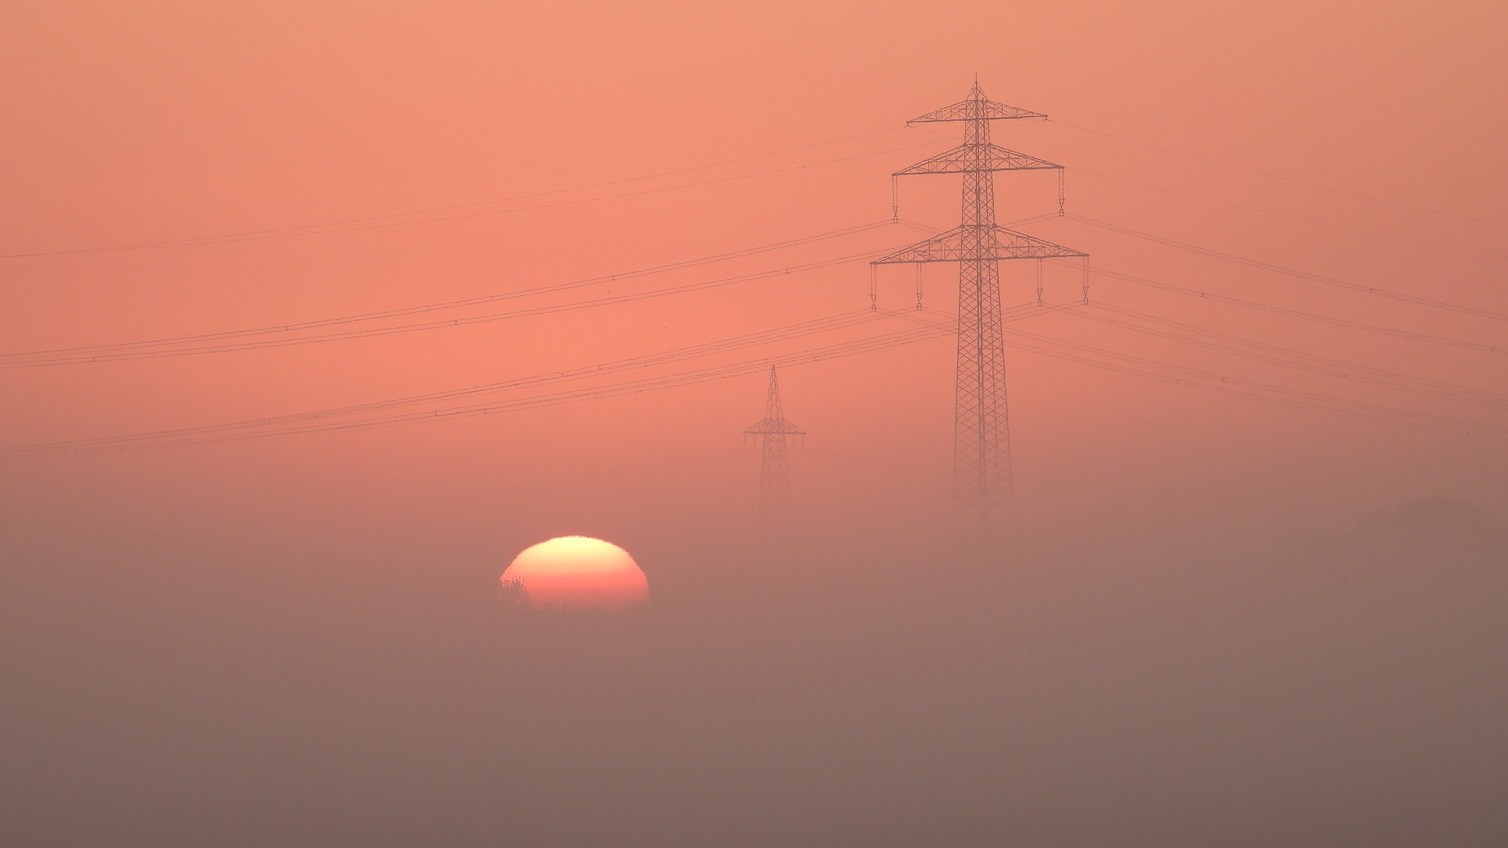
left=500, top=536, right=648, bottom=611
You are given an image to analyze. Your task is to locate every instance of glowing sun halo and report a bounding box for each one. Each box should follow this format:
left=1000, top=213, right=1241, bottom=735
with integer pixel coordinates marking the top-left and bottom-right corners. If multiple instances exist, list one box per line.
left=500, top=536, right=648, bottom=611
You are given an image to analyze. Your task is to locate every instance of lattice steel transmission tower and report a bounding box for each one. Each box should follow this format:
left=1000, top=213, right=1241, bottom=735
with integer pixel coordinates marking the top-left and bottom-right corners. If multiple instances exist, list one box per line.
left=744, top=366, right=804, bottom=529
left=873, top=82, right=1086, bottom=533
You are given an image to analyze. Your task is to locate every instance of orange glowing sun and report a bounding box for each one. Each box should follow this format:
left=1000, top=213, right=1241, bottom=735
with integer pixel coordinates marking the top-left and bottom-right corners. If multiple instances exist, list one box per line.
left=500, top=536, right=648, bottom=611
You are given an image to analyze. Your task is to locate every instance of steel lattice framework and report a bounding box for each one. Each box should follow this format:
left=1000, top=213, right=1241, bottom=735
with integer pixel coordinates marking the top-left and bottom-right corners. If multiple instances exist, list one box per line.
left=744, top=365, right=804, bottom=529
left=873, top=82, right=1086, bottom=533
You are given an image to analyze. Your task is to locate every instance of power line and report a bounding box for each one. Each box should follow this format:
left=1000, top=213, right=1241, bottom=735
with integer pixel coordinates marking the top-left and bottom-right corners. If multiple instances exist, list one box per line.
left=5, top=214, right=1055, bottom=369
left=10, top=314, right=962, bottom=453
left=2, top=134, right=943, bottom=260
left=1046, top=119, right=1508, bottom=230
left=992, top=315, right=1507, bottom=436
left=1070, top=214, right=1508, bottom=323
left=1083, top=264, right=1506, bottom=354
left=14, top=310, right=881, bottom=449
left=1065, top=168, right=1508, bottom=260
left=1, top=220, right=892, bottom=365
left=909, top=306, right=1506, bottom=441
left=3, top=248, right=889, bottom=367
left=10, top=103, right=1502, bottom=466
left=13, top=305, right=1066, bottom=454
left=1069, top=304, right=1508, bottom=408
left=1009, top=332, right=1505, bottom=441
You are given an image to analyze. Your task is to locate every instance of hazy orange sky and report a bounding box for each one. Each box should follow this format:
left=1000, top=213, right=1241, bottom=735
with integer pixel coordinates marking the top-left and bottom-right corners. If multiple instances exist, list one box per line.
left=2, top=2, right=1506, bottom=845
left=4, top=0, right=1505, bottom=544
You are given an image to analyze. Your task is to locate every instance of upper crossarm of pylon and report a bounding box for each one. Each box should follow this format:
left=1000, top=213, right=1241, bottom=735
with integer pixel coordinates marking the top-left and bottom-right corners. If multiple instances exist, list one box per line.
left=908, top=99, right=1046, bottom=123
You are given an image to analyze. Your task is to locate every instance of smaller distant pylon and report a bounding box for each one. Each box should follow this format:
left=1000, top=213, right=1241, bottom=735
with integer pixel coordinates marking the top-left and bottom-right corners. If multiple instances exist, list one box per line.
left=744, top=366, right=805, bottom=531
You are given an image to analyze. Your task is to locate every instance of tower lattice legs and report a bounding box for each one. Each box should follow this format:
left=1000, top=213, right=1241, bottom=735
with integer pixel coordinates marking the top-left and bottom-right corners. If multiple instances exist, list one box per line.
left=953, top=258, right=1013, bottom=531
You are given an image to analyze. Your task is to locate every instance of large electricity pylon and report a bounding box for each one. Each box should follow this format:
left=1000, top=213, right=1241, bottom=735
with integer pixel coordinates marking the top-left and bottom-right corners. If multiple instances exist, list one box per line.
left=744, top=366, right=804, bottom=530
left=873, top=82, right=1086, bottom=533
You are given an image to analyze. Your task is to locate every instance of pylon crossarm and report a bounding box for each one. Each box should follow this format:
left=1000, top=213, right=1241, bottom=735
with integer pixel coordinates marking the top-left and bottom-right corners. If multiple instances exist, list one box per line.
left=871, top=225, right=1087, bottom=265
left=986, top=227, right=1088, bottom=260
left=744, top=419, right=805, bottom=436
left=908, top=86, right=1046, bottom=123
left=894, top=143, right=1061, bottom=176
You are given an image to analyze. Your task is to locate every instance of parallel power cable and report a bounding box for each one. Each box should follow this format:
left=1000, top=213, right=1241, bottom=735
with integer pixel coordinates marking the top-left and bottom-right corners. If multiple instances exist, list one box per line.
left=4, top=249, right=887, bottom=367
left=1066, top=168, right=1508, bottom=261
left=1011, top=334, right=1503, bottom=441
left=1, top=220, right=892, bottom=365
left=1068, top=304, right=1508, bottom=408
left=1070, top=214, right=1508, bottom=323
left=981, top=314, right=1506, bottom=436
left=904, top=301, right=1508, bottom=437
left=1079, top=264, right=1506, bottom=354
left=2, top=133, right=944, bottom=260
left=10, top=315, right=966, bottom=454
left=18, top=310, right=884, bottom=450
left=11, top=305, right=1063, bottom=454
left=1046, top=119, right=1508, bottom=230
left=916, top=305, right=1504, bottom=440
left=5, top=209, right=1055, bottom=365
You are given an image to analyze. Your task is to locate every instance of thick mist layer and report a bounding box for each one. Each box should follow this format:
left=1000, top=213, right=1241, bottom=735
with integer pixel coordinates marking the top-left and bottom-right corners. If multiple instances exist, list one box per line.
left=3, top=498, right=1503, bottom=846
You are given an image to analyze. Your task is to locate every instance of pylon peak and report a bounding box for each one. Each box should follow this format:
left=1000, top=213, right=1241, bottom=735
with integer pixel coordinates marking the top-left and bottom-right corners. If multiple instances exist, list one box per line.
left=908, top=84, right=1046, bottom=124
left=745, top=366, right=801, bottom=531
left=744, top=366, right=803, bottom=436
